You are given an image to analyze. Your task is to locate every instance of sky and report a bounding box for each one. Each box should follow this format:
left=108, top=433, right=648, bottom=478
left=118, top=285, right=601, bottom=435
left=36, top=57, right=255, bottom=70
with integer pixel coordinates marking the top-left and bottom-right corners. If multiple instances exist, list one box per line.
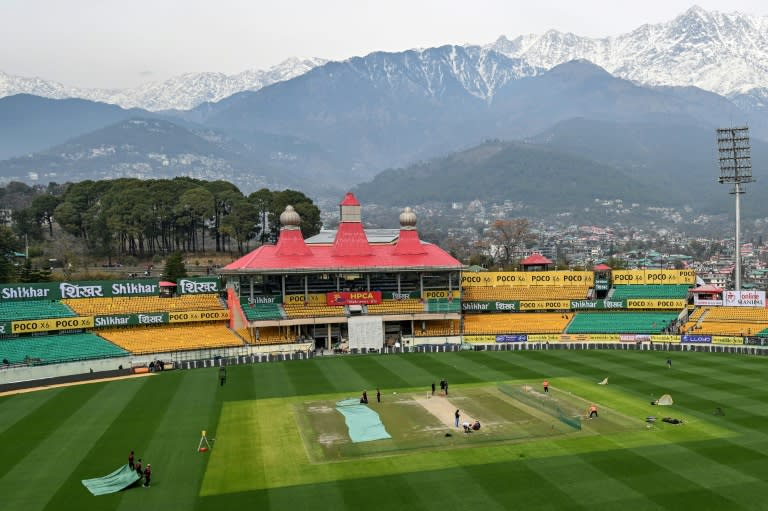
left=1, top=0, right=767, bottom=89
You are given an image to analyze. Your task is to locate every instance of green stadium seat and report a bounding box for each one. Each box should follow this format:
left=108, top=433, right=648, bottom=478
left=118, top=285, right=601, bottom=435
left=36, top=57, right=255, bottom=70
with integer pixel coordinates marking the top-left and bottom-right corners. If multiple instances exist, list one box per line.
left=566, top=312, right=678, bottom=334
left=0, top=301, right=76, bottom=322
left=0, top=333, right=127, bottom=364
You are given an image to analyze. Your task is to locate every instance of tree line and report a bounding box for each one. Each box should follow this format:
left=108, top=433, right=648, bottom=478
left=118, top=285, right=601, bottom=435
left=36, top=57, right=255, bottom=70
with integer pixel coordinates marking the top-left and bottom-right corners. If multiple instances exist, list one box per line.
left=0, top=178, right=322, bottom=279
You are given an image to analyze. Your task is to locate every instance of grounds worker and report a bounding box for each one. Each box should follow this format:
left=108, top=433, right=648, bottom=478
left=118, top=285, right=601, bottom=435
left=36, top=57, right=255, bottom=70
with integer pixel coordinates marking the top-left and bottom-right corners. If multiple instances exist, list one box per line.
left=143, top=464, right=152, bottom=487
left=589, top=404, right=598, bottom=418
left=543, top=380, right=549, bottom=393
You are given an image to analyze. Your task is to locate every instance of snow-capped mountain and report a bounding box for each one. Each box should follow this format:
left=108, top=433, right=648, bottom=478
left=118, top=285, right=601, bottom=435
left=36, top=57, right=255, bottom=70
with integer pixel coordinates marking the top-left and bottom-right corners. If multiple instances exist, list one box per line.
left=0, top=57, right=326, bottom=111
left=340, top=45, right=541, bottom=102
left=488, top=5, right=768, bottom=96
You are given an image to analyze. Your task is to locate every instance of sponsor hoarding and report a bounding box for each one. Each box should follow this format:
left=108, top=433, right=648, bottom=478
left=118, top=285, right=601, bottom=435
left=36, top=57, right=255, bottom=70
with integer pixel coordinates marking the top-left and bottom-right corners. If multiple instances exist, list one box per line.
left=649, top=335, right=681, bottom=343
left=693, top=297, right=723, bottom=306
left=284, top=293, right=326, bottom=306
left=723, top=290, right=766, bottom=307
left=461, top=271, right=594, bottom=287
left=626, top=299, right=686, bottom=309
left=570, top=299, right=626, bottom=309
left=94, top=313, right=168, bottom=327
left=612, top=269, right=696, bottom=285
left=519, top=300, right=571, bottom=311
left=326, top=291, right=382, bottom=305
left=681, top=334, right=712, bottom=344
left=168, top=310, right=230, bottom=323
left=176, top=277, right=220, bottom=294
left=242, top=295, right=282, bottom=305
left=12, top=316, right=94, bottom=334
left=422, top=290, right=460, bottom=299
left=496, top=334, right=527, bottom=343
left=712, top=336, right=744, bottom=345
left=462, top=301, right=519, bottom=312
left=0, top=277, right=222, bottom=302
left=383, top=291, right=420, bottom=300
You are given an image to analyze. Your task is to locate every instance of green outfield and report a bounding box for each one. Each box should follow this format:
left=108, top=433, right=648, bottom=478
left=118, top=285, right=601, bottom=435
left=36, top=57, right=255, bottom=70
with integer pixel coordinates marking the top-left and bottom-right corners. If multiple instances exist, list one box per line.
left=1, top=349, right=767, bottom=511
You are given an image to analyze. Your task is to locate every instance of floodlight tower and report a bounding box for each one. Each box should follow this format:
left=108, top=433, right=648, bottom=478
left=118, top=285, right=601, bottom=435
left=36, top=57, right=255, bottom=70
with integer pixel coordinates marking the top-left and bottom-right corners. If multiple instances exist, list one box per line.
left=717, top=127, right=754, bottom=291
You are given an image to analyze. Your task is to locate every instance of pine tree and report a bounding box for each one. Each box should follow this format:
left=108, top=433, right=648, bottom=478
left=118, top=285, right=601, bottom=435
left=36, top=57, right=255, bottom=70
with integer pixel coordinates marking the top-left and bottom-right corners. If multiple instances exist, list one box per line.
left=163, top=251, right=187, bottom=283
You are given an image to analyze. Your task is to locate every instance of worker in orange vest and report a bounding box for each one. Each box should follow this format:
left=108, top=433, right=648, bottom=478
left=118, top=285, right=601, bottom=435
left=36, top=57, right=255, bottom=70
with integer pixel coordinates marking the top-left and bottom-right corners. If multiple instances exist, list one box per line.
left=543, top=380, right=549, bottom=393
left=589, top=404, right=598, bottom=418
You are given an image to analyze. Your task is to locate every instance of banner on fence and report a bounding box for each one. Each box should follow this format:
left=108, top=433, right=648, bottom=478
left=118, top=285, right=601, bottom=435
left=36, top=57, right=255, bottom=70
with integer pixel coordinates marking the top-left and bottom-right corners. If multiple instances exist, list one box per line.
left=711, top=336, right=744, bottom=345
left=496, top=334, right=527, bottom=343
left=681, top=334, right=712, bottom=344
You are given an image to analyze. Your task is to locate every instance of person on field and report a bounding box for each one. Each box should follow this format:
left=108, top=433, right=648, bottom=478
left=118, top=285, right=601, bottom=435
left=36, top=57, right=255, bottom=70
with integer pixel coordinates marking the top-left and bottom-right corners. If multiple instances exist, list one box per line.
left=543, top=380, right=549, bottom=393
left=431, top=382, right=436, bottom=396
left=360, top=390, right=368, bottom=404
left=128, top=450, right=135, bottom=470
left=444, top=381, right=449, bottom=396
left=376, top=389, right=381, bottom=403
left=463, top=421, right=472, bottom=433
left=143, top=464, right=151, bottom=487
left=219, top=366, right=227, bottom=386
left=455, top=409, right=460, bottom=427
left=588, top=404, right=598, bottom=418
left=135, top=458, right=143, bottom=480
left=472, top=420, right=481, bottom=431
left=440, top=379, right=446, bottom=393
left=666, top=358, right=672, bottom=369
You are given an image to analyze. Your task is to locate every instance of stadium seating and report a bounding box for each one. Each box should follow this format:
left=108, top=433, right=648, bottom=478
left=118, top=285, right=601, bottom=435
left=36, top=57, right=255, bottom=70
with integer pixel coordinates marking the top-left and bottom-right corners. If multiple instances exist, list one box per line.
left=367, top=299, right=425, bottom=315
left=97, top=323, right=244, bottom=354
left=0, top=300, right=76, bottom=322
left=463, top=313, right=571, bottom=334
left=240, top=301, right=284, bottom=321
left=462, top=286, right=589, bottom=301
left=414, top=320, right=460, bottom=336
left=252, top=326, right=293, bottom=345
left=0, top=333, right=128, bottom=364
left=63, top=295, right=223, bottom=315
left=283, top=304, right=345, bottom=318
left=683, top=306, right=768, bottom=336
left=610, top=285, right=690, bottom=300
left=566, top=312, right=678, bottom=334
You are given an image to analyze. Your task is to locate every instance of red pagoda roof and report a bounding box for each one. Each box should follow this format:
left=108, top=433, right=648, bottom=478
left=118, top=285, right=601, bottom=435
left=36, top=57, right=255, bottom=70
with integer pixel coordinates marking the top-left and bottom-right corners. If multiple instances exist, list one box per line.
left=222, top=240, right=461, bottom=272
left=521, top=253, right=552, bottom=265
left=339, top=192, right=360, bottom=206
left=223, top=195, right=462, bottom=273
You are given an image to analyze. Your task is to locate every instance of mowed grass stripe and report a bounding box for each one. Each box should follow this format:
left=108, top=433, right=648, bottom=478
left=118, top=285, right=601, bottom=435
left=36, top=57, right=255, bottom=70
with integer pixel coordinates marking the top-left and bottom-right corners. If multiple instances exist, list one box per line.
left=40, top=374, right=183, bottom=511
left=338, top=355, right=412, bottom=390
left=557, top=351, right=768, bottom=432
left=578, top=443, right=751, bottom=510
left=114, top=370, right=223, bottom=511
left=0, top=388, right=64, bottom=435
left=0, top=383, right=106, bottom=480
left=522, top=454, right=665, bottom=510
left=0, top=380, right=144, bottom=511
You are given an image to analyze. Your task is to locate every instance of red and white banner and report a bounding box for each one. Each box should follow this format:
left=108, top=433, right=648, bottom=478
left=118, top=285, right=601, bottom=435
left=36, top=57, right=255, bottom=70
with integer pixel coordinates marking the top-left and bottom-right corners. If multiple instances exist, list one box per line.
left=723, top=290, right=765, bottom=307
left=326, top=291, right=382, bottom=306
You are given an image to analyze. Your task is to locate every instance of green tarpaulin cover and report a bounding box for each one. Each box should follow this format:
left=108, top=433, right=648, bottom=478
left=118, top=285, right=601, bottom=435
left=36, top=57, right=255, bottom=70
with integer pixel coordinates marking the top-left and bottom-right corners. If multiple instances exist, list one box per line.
left=82, top=464, right=140, bottom=495
left=336, top=398, right=391, bottom=443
